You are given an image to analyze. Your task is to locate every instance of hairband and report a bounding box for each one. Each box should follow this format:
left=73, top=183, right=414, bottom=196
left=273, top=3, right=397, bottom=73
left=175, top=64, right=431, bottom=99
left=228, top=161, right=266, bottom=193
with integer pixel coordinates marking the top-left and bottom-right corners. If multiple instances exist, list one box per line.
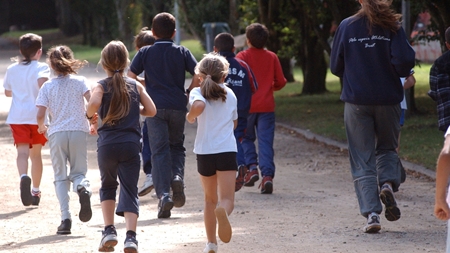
left=206, top=75, right=211, bottom=79
left=114, top=70, right=121, bottom=73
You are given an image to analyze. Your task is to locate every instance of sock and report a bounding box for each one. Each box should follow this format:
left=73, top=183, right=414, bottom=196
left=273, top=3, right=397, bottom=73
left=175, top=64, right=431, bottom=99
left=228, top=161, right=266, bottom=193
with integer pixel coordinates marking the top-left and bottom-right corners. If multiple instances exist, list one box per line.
left=20, top=174, right=28, bottom=179
left=32, top=187, right=40, bottom=193
left=126, top=230, right=136, bottom=238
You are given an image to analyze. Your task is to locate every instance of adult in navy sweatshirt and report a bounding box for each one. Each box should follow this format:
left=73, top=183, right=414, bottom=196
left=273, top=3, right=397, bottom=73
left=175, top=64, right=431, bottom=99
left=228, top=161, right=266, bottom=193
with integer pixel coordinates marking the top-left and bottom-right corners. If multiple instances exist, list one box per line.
left=330, top=0, right=415, bottom=234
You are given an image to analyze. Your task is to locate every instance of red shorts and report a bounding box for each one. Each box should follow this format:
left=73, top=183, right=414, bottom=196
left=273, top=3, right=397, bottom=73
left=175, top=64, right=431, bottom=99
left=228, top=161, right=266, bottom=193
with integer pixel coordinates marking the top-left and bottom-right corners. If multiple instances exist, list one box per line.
left=10, top=124, right=47, bottom=148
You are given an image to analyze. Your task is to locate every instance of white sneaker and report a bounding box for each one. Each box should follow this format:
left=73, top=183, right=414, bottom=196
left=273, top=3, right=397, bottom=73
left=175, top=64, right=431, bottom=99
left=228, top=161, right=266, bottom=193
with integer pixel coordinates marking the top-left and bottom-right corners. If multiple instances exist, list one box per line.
left=203, top=242, right=218, bottom=253
left=138, top=174, right=154, bottom=197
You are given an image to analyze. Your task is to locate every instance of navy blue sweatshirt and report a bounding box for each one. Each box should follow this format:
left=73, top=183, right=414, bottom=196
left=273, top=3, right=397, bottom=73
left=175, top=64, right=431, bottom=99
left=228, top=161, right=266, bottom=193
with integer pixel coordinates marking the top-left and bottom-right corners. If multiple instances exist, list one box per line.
left=330, top=16, right=415, bottom=105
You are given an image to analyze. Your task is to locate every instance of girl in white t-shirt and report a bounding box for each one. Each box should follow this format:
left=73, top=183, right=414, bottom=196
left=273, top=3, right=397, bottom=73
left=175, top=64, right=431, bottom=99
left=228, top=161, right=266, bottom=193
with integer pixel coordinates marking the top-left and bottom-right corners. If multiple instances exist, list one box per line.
left=36, top=45, right=92, bottom=235
left=186, top=53, right=238, bottom=253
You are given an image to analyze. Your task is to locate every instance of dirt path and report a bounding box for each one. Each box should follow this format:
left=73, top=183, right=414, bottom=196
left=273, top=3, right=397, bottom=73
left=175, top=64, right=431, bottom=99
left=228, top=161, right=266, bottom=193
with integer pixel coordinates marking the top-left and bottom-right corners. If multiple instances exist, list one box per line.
left=0, top=49, right=447, bottom=253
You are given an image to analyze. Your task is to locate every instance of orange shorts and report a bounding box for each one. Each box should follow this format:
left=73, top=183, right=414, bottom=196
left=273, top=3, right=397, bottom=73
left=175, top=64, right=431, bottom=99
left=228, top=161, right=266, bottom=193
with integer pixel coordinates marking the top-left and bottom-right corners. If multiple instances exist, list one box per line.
left=10, top=124, right=47, bottom=148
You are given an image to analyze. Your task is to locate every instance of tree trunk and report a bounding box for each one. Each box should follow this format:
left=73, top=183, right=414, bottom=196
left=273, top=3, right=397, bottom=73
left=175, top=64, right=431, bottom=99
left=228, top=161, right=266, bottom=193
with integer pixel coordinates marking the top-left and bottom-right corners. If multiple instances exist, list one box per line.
left=229, top=0, right=239, bottom=35
left=0, top=0, right=10, bottom=34
left=179, top=0, right=202, bottom=41
left=114, top=0, right=133, bottom=50
left=301, top=36, right=327, bottom=94
left=279, top=58, right=294, bottom=82
left=55, top=0, right=80, bottom=36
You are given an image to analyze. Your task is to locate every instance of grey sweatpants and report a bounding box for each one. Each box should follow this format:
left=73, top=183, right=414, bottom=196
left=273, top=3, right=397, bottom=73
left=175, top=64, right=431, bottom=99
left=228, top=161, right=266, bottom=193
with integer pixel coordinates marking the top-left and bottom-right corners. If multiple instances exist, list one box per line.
left=49, top=131, right=90, bottom=221
left=344, top=103, right=402, bottom=217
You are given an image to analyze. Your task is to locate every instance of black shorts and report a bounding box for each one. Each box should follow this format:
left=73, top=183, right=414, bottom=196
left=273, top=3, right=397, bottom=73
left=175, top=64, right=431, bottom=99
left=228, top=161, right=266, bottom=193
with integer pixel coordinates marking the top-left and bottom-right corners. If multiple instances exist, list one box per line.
left=197, top=152, right=237, bottom=177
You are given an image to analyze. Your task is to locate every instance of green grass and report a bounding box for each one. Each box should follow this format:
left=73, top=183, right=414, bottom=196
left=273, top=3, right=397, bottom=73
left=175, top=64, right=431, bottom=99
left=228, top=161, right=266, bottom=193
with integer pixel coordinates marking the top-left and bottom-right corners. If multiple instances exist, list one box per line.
left=1, top=28, right=60, bottom=39
left=275, top=65, right=442, bottom=170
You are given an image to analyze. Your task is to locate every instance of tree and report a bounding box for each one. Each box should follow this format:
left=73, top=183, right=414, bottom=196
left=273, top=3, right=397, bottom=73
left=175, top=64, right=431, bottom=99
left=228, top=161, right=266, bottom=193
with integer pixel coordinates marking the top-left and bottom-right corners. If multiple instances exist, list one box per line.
left=55, top=0, right=80, bottom=36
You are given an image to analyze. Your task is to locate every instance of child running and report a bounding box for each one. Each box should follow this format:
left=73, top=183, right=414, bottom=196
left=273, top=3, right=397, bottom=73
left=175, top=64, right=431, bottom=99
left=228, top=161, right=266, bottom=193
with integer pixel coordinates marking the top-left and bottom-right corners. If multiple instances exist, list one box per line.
left=36, top=45, right=92, bottom=235
left=132, top=27, right=156, bottom=197
left=186, top=53, right=238, bottom=253
left=87, top=40, right=156, bottom=253
left=3, top=33, right=50, bottom=207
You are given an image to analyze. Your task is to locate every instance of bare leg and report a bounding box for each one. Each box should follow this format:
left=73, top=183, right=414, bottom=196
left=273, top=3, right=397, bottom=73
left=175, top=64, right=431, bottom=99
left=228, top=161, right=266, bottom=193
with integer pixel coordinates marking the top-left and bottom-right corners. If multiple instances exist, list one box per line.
left=29, top=144, right=43, bottom=188
left=101, top=200, right=115, bottom=226
left=199, top=174, right=218, bottom=244
left=124, top=212, right=138, bottom=232
left=16, top=144, right=30, bottom=176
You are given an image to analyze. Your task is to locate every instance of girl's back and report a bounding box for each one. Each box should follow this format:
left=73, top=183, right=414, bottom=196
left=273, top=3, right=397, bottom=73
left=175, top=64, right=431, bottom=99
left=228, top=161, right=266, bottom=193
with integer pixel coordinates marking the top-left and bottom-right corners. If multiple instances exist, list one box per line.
left=36, top=74, right=89, bottom=136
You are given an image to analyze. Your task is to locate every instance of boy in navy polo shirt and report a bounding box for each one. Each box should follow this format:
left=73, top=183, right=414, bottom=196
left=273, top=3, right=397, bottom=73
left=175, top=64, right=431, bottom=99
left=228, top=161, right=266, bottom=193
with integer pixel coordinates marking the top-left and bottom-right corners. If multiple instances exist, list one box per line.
left=128, top=12, right=199, bottom=219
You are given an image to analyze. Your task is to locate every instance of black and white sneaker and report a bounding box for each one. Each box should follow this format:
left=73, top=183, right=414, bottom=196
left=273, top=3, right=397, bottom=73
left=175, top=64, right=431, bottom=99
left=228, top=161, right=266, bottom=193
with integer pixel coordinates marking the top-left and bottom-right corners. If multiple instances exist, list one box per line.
left=99, top=225, right=118, bottom=252
left=380, top=183, right=401, bottom=221
left=124, top=234, right=138, bottom=253
left=364, top=212, right=381, bottom=233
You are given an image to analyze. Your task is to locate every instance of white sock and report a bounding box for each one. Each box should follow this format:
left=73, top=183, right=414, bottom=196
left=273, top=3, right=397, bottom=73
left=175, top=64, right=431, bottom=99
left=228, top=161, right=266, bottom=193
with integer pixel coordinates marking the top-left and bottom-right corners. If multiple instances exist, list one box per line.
left=32, top=187, right=40, bottom=193
left=20, top=174, right=28, bottom=179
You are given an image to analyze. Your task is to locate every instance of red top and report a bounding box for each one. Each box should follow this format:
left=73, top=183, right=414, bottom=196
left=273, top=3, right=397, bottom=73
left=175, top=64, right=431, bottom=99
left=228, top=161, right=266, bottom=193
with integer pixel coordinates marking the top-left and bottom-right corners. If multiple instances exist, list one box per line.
left=236, top=47, right=286, bottom=113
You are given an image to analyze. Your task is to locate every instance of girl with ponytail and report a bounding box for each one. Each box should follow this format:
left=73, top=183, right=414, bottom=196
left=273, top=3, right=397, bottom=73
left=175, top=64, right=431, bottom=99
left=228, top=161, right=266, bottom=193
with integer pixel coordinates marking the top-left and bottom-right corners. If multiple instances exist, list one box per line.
left=86, top=40, right=156, bottom=253
left=186, top=53, right=238, bottom=253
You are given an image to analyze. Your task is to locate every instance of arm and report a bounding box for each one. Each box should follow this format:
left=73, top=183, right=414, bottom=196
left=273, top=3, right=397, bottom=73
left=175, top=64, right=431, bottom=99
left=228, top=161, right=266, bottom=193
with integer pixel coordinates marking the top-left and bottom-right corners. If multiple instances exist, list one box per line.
left=391, top=27, right=416, bottom=77
left=272, top=55, right=287, bottom=91
left=137, top=82, right=156, bottom=117
left=4, top=89, right=12, bottom=97
left=435, top=134, right=450, bottom=221
left=37, top=77, right=48, bottom=88
left=36, top=106, right=47, bottom=134
left=233, top=119, right=237, bottom=130
left=186, top=74, right=201, bottom=92
left=86, top=83, right=103, bottom=134
left=83, top=90, right=91, bottom=102
left=403, top=74, right=416, bottom=90
left=186, top=100, right=205, bottom=124
left=127, top=70, right=145, bottom=83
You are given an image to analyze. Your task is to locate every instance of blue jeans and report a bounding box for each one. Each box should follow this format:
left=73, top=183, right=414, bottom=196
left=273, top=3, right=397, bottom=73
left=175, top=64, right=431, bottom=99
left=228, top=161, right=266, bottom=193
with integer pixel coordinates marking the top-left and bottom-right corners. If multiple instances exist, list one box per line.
left=146, top=109, right=186, bottom=199
left=142, top=121, right=152, bottom=175
left=242, top=112, right=275, bottom=178
left=344, top=103, right=401, bottom=217
left=234, top=115, right=247, bottom=166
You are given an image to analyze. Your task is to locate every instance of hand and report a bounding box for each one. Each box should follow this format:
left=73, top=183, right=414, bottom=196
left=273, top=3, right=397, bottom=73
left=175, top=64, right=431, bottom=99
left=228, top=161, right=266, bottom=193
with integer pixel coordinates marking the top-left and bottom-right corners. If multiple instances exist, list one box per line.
left=186, top=113, right=195, bottom=124
left=89, top=123, right=98, bottom=135
left=89, top=112, right=99, bottom=125
left=434, top=200, right=450, bottom=221
left=37, top=125, right=47, bottom=134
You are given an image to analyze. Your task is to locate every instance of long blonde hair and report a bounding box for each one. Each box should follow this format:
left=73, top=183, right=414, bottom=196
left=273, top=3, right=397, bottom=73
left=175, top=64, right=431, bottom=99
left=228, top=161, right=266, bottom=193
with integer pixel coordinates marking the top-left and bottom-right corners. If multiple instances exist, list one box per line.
left=100, top=40, right=131, bottom=125
left=355, top=0, right=401, bottom=33
left=47, top=45, right=87, bottom=75
left=195, top=53, right=230, bottom=102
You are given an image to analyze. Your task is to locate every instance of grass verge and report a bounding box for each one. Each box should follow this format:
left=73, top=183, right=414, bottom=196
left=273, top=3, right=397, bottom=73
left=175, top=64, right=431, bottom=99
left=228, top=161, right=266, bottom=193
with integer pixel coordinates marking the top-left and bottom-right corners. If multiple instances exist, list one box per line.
left=275, top=65, right=442, bottom=170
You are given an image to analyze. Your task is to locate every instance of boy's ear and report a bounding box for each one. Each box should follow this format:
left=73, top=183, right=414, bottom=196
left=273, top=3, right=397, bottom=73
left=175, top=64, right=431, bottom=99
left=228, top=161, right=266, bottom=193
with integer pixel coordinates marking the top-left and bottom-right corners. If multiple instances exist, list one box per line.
left=213, top=46, right=218, bottom=53
left=232, top=46, right=235, bottom=53
left=171, top=30, right=176, bottom=39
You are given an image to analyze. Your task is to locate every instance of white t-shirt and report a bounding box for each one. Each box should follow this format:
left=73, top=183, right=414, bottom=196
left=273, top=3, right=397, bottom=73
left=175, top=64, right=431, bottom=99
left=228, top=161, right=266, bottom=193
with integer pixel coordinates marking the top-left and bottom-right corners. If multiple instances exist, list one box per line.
left=400, top=77, right=407, bottom=110
left=3, top=61, right=50, bottom=124
left=189, top=84, right=238, bottom=155
left=35, top=74, right=90, bottom=136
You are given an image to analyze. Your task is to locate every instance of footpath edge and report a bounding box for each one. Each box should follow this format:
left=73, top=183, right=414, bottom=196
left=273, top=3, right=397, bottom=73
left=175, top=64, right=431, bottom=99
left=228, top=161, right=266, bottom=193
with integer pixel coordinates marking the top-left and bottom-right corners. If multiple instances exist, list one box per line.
left=276, top=122, right=436, bottom=180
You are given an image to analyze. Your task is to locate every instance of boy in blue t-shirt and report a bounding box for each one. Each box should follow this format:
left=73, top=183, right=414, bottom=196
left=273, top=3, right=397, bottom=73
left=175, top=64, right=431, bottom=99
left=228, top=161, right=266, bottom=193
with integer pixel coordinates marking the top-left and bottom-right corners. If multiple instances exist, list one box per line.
left=213, top=32, right=258, bottom=192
